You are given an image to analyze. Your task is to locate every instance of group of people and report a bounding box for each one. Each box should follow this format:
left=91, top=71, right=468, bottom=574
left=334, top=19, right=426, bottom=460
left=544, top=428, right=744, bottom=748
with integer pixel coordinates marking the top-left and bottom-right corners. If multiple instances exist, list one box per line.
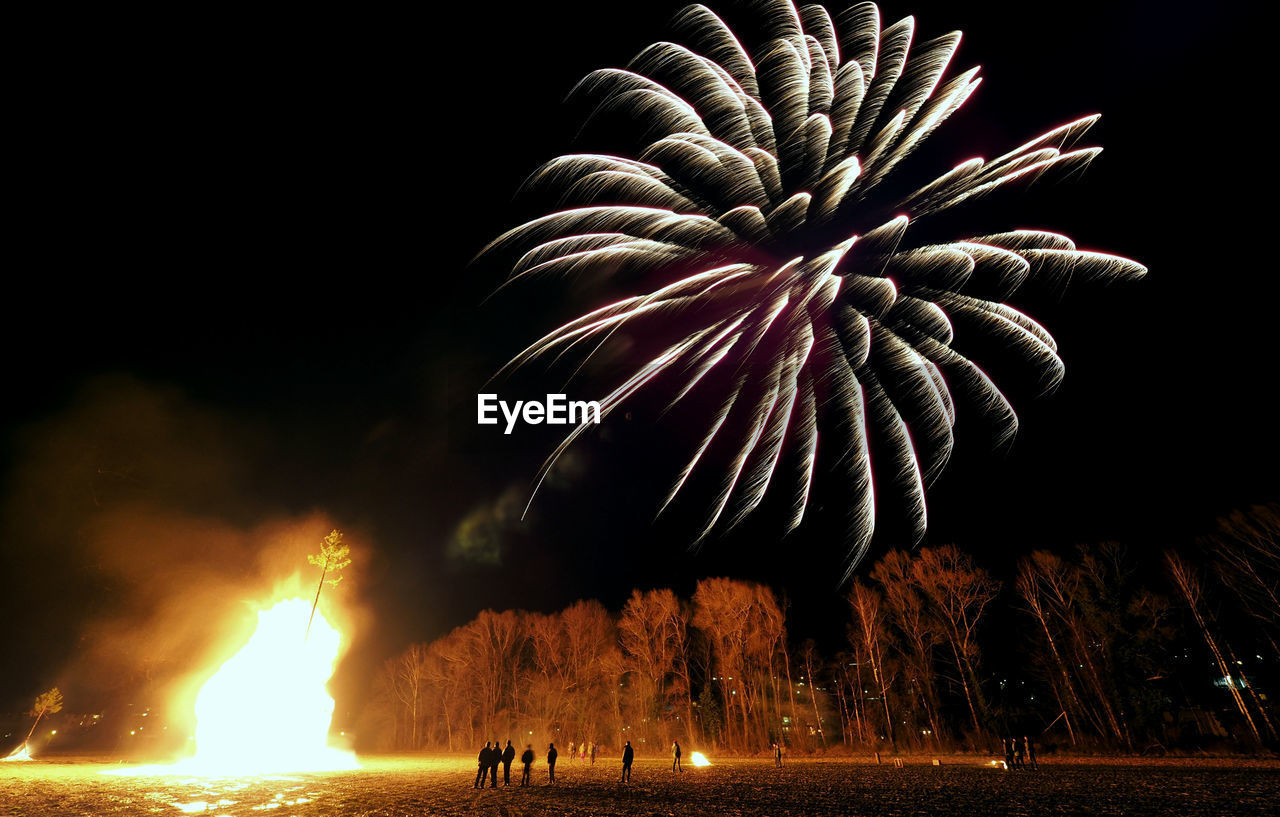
left=1002, top=735, right=1038, bottom=770
left=473, top=738, right=686, bottom=787
left=472, top=740, right=519, bottom=788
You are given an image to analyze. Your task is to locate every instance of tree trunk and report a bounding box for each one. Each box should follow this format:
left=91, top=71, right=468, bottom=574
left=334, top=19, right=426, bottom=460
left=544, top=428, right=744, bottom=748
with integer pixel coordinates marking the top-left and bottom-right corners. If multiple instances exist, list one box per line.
left=1168, top=553, right=1262, bottom=744
left=1029, top=600, right=1080, bottom=744
left=1224, top=641, right=1277, bottom=741
left=23, top=710, right=45, bottom=745
left=947, top=636, right=981, bottom=737
left=804, top=652, right=826, bottom=748
left=306, top=564, right=328, bottom=642
left=1064, top=618, right=1127, bottom=745
left=782, top=644, right=800, bottom=749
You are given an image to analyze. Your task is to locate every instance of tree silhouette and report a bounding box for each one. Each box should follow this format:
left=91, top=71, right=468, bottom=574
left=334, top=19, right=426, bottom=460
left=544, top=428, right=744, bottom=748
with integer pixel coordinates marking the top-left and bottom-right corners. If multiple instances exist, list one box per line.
left=24, top=687, right=63, bottom=746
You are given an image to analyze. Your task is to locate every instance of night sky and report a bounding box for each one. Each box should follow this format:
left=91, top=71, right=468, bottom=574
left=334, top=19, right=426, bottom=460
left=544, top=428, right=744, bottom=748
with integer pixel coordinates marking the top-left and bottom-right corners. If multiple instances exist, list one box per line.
left=3, top=0, right=1275, bottom=721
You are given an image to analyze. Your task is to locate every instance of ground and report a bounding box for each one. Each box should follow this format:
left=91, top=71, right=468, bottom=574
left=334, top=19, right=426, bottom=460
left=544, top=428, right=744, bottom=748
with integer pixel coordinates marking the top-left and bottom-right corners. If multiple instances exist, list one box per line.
left=3, top=754, right=1278, bottom=817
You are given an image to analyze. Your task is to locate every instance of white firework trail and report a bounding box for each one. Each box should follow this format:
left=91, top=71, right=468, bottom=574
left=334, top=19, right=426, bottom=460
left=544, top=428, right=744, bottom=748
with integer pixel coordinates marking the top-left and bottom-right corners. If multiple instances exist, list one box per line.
left=479, top=0, right=1145, bottom=573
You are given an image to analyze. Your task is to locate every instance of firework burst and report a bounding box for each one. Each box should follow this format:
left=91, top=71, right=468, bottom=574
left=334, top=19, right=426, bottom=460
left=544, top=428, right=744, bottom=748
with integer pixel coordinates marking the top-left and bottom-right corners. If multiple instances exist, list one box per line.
left=480, top=0, right=1145, bottom=570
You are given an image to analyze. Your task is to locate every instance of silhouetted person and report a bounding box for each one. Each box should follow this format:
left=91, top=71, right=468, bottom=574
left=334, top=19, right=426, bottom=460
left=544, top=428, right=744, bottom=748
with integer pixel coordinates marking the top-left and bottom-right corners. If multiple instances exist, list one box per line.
left=474, top=741, right=492, bottom=788
left=589, top=741, right=597, bottom=764
left=520, top=744, right=534, bottom=785
left=568, top=741, right=575, bottom=762
left=547, top=742, right=558, bottom=783
left=621, top=740, right=634, bottom=782
left=1003, top=737, right=1015, bottom=770
left=1014, top=736, right=1026, bottom=769
left=671, top=739, right=682, bottom=772
left=773, top=742, right=783, bottom=767
left=490, top=738, right=500, bottom=786
left=502, top=740, right=516, bottom=785
left=1024, top=735, right=1038, bottom=770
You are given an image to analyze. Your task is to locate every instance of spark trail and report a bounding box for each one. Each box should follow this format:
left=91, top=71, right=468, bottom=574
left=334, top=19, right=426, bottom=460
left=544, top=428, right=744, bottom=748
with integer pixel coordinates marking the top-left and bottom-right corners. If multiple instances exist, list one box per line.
left=480, top=1, right=1145, bottom=572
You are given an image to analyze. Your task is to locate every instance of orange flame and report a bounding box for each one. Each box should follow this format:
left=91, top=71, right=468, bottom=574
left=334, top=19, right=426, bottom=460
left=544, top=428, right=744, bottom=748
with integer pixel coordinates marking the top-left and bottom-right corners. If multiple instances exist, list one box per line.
left=107, top=597, right=356, bottom=776
left=186, top=598, right=356, bottom=774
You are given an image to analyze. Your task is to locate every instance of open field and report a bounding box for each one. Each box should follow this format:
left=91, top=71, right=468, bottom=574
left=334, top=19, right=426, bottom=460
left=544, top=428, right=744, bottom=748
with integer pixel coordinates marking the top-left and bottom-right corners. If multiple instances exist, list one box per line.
left=3, top=754, right=1278, bottom=817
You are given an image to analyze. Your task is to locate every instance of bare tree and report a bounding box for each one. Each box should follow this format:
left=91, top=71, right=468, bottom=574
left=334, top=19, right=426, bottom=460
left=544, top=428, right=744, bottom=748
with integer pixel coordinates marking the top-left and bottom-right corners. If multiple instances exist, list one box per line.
left=911, top=546, right=998, bottom=741
left=1206, top=503, right=1280, bottom=660
left=1025, top=548, right=1127, bottom=744
left=560, top=600, right=623, bottom=746
left=693, top=578, right=753, bottom=751
left=619, top=588, right=694, bottom=745
left=847, top=580, right=894, bottom=748
left=799, top=640, right=827, bottom=748
left=873, top=550, right=945, bottom=748
left=1166, top=550, right=1262, bottom=744
left=1016, top=553, right=1081, bottom=745
left=390, top=644, right=430, bottom=749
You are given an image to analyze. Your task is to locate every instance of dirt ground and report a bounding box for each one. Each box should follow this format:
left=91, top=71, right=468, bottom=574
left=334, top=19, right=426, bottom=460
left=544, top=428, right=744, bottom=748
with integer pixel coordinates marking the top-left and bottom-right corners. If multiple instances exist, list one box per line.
left=3, top=754, right=1278, bottom=817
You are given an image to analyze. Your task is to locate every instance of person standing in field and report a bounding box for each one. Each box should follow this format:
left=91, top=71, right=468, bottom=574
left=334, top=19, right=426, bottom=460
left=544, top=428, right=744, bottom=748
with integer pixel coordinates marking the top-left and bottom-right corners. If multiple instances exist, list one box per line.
left=1003, top=737, right=1015, bottom=770
left=568, top=741, right=575, bottom=762
left=671, top=739, right=682, bottom=772
left=773, top=742, right=783, bottom=767
left=621, top=740, right=634, bottom=782
left=490, top=738, right=500, bottom=787
left=502, top=740, right=516, bottom=785
left=547, top=742, right=559, bottom=783
left=474, top=741, right=492, bottom=789
left=1024, top=735, right=1038, bottom=770
left=590, top=741, right=597, bottom=765
left=520, top=744, right=534, bottom=786
left=1014, top=736, right=1026, bottom=769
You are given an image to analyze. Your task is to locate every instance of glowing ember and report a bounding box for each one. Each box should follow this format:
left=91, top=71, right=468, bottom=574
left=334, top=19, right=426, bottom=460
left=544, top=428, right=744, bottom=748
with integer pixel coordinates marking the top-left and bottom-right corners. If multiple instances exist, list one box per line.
left=690, top=751, right=711, bottom=767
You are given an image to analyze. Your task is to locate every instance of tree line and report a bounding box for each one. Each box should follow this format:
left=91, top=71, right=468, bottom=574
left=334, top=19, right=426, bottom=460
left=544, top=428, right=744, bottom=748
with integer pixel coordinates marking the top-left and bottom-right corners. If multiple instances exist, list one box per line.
left=365, top=504, right=1279, bottom=755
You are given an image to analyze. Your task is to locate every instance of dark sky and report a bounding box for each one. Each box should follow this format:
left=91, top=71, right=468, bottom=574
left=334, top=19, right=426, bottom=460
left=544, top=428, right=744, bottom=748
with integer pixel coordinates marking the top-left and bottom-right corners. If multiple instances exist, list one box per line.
left=3, top=0, right=1275, bottom=717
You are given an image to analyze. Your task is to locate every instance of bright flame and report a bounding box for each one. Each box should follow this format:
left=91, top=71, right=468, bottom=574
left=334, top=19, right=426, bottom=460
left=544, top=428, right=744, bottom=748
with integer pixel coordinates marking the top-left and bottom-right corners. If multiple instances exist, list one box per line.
left=690, top=751, right=711, bottom=767
left=188, top=598, right=357, bottom=774
left=108, top=598, right=357, bottom=776
left=2, top=744, right=33, bottom=762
